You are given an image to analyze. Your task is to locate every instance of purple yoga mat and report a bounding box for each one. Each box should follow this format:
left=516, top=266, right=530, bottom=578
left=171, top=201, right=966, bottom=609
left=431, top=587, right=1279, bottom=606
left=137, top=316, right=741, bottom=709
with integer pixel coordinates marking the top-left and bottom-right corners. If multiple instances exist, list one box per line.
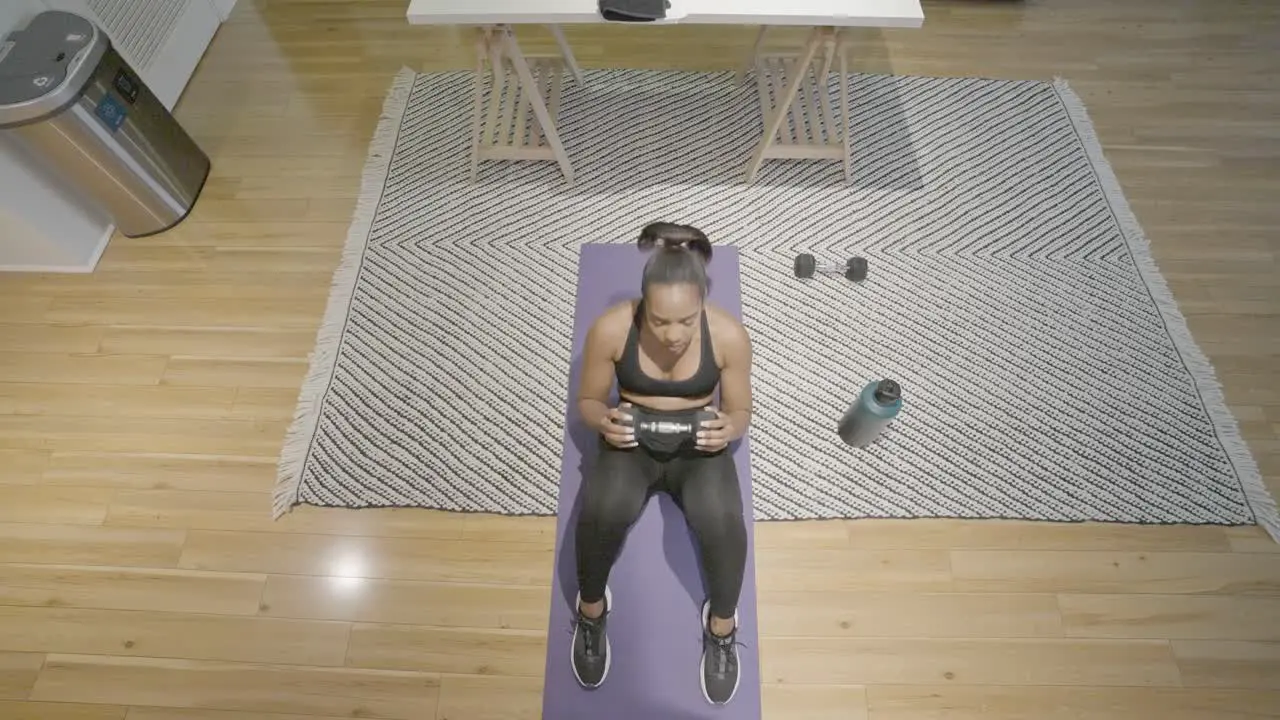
left=541, top=243, right=761, bottom=720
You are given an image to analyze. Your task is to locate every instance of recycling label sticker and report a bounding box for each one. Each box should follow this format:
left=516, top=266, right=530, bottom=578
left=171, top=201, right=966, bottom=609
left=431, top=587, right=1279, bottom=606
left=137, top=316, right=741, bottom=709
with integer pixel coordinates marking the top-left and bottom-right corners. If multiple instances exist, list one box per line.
left=94, top=92, right=127, bottom=132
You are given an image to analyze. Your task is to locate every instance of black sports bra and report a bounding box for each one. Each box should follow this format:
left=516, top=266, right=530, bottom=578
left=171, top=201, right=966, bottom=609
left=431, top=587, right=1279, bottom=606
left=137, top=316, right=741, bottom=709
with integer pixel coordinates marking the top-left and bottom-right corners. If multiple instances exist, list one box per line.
left=615, top=300, right=721, bottom=399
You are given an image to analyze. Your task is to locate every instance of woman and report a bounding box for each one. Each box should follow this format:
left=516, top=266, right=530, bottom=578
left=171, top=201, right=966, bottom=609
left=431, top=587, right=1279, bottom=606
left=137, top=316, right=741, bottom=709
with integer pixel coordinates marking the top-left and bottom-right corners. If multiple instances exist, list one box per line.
left=571, top=222, right=754, bottom=706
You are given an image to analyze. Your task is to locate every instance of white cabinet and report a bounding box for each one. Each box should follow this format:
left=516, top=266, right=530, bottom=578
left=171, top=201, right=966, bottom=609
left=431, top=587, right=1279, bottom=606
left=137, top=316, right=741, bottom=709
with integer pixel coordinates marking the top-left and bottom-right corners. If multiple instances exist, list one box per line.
left=0, top=0, right=235, bottom=272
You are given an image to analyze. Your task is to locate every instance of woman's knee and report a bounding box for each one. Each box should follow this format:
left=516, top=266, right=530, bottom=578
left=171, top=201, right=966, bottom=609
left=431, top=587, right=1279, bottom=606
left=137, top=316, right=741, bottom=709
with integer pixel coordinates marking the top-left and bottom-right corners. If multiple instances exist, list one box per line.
left=681, top=467, right=746, bottom=543
left=686, top=500, right=747, bottom=546
left=579, top=450, right=650, bottom=530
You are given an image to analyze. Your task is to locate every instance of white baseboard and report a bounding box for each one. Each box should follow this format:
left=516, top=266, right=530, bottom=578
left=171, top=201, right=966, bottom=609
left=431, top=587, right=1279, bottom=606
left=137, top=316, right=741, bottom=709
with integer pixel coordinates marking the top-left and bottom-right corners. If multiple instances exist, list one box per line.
left=0, top=223, right=114, bottom=274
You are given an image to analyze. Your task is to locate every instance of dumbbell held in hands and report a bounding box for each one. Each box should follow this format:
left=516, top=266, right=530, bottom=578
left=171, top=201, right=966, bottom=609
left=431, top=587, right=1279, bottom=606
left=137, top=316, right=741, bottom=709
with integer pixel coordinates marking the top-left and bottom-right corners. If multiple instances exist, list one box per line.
left=793, top=253, right=868, bottom=282
left=603, top=403, right=719, bottom=452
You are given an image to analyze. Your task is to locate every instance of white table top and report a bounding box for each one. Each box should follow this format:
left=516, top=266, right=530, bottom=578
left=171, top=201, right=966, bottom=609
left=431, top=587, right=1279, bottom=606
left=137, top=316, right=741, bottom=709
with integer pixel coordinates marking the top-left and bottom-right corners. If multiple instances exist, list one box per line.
left=405, top=0, right=924, bottom=28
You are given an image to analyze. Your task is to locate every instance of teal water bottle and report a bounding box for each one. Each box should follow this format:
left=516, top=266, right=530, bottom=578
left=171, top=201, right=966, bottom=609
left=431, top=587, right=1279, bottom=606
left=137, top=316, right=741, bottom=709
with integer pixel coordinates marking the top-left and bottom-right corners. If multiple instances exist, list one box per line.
left=838, top=379, right=903, bottom=447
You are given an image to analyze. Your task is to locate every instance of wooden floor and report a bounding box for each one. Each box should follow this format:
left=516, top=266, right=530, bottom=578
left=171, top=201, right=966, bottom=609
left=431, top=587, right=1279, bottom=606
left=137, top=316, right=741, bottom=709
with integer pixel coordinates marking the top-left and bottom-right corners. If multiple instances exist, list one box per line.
left=2, top=0, right=1279, bottom=717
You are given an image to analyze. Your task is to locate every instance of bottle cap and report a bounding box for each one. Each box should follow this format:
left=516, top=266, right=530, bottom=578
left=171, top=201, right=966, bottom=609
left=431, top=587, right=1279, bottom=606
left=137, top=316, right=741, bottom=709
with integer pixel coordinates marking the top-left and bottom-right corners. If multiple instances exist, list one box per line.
left=873, top=379, right=901, bottom=404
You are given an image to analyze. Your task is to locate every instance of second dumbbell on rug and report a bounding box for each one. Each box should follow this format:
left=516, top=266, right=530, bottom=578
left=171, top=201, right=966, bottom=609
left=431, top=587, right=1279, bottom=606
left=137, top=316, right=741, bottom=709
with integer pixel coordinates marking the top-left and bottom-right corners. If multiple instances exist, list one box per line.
left=793, top=253, right=869, bottom=282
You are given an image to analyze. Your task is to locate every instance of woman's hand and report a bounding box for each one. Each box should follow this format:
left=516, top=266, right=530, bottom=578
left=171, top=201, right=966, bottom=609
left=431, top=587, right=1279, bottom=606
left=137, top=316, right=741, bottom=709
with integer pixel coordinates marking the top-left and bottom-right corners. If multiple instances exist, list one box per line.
left=598, top=403, right=637, bottom=449
left=696, top=407, right=734, bottom=452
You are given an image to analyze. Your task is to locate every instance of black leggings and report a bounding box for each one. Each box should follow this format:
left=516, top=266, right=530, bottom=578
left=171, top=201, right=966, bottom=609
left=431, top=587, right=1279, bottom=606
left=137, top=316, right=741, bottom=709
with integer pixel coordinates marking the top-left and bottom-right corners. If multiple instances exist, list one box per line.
left=575, top=410, right=747, bottom=620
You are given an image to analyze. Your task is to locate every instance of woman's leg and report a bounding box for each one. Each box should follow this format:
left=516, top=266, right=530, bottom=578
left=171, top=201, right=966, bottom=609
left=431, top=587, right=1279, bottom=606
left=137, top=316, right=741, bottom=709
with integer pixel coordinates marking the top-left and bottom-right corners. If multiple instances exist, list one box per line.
left=668, top=449, right=748, bottom=704
left=668, top=450, right=747, bottom=624
left=571, top=442, right=658, bottom=688
left=574, top=442, right=658, bottom=608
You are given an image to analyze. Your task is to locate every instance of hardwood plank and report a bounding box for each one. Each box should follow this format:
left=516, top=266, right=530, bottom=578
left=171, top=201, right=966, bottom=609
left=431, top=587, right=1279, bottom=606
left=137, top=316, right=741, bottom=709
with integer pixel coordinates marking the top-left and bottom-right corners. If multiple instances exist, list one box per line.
left=42, top=454, right=275, bottom=493
left=0, top=523, right=185, bottom=567
left=0, top=564, right=264, bottom=615
left=755, top=548, right=954, bottom=592
left=0, top=652, right=44, bottom=699
left=1173, top=640, right=1280, bottom=690
left=753, top=519, right=851, bottom=549
left=762, top=683, right=867, bottom=720
left=2, top=272, right=332, bottom=303
left=1225, top=524, right=1280, bottom=553
left=110, top=492, right=466, bottom=538
left=845, top=520, right=1232, bottom=551
left=346, top=624, right=545, bottom=676
left=0, top=297, right=52, bottom=325
left=1059, top=593, right=1280, bottom=640
left=259, top=575, right=548, bottom=629
left=145, top=220, right=351, bottom=248
left=950, top=550, right=1280, bottom=595
left=42, top=297, right=324, bottom=328
left=0, top=324, right=103, bottom=353
left=0, top=416, right=287, bottom=456
left=865, top=685, right=1280, bottom=719
left=161, top=358, right=308, bottom=389
left=759, top=638, right=1182, bottom=686
left=30, top=655, right=439, bottom=719
left=758, top=591, right=1063, bottom=638
left=0, top=607, right=349, bottom=666
left=207, top=249, right=346, bottom=274
left=434, top=674, right=541, bottom=720
left=0, top=384, right=236, bottom=420
left=179, top=531, right=551, bottom=584
left=0, top=701, right=126, bottom=719
left=126, top=710, right=356, bottom=720
left=99, top=326, right=318, bottom=359
left=456, top=514, right=557, bottom=545
left=0, top=450, right=47, bottom=485
left=0, top=486, right=115, bottom=525
left=0, top=353, right=167, bottom=386
left=230, top=388, right=303, bottom=421
left=80, top=245, right=213, bottom=272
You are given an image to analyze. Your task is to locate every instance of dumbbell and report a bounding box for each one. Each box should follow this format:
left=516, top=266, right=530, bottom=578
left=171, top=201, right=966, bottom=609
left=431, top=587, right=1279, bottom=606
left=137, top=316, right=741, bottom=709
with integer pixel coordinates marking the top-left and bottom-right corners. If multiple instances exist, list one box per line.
left=624, top=408, right=717, bottom=439
left=618, top=407, right=718, bottom=451
left=793, top=253, right=868, bottom=282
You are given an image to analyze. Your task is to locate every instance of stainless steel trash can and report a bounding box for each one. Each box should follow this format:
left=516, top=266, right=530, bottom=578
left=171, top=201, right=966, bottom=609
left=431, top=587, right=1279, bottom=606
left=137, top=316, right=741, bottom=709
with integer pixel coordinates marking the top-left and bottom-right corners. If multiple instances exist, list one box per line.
left=0, top=10, right=210, bottom=238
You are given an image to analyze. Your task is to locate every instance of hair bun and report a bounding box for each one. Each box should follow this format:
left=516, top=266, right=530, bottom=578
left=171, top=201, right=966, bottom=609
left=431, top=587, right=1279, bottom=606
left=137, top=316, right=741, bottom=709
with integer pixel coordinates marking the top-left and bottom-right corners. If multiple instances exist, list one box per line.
left=637, top=222, right=712, bottom=264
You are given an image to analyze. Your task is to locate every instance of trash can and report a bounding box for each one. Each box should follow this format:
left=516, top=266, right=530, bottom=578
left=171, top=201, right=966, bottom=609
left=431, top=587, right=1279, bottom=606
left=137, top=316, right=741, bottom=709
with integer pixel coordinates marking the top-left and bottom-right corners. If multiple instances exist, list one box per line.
left=0, top=10, right=210, bottom=238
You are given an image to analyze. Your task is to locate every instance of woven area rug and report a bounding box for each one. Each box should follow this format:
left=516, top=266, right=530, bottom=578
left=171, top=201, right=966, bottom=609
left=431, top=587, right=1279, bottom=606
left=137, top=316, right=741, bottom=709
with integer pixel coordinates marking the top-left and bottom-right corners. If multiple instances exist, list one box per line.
left=273, top=66, right=1278, bottom=540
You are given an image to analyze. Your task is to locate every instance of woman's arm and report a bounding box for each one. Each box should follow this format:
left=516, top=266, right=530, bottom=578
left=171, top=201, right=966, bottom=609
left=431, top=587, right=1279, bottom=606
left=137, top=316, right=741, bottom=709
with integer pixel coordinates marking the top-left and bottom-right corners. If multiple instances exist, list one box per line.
left=716, top=318, right=754, bottom=442
left=577, top=305, right=626, bottom=431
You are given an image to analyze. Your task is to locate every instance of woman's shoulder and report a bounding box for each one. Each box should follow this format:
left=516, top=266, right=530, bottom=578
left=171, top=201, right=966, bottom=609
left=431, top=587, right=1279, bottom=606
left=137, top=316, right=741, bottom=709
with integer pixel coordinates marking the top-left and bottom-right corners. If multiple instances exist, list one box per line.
left=705, top=302, right=751, bottom=360
left=586, top=299, right=638, bottom=351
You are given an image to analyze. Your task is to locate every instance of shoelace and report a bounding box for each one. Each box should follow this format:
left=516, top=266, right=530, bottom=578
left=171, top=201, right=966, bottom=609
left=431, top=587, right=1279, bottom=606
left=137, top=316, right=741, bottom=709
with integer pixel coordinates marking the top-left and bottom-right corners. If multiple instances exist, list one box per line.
left=705, top=630, right=748, bottom=676
left=570, top=613, right=607, bottom=658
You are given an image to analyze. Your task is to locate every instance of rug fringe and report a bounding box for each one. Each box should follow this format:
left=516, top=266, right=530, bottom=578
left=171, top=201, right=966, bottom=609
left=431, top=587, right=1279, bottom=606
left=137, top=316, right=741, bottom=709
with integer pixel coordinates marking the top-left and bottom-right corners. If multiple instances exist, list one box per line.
left=1051, top=77, right=1280, bottom=544
left=272, top=66, right=418, bottom=519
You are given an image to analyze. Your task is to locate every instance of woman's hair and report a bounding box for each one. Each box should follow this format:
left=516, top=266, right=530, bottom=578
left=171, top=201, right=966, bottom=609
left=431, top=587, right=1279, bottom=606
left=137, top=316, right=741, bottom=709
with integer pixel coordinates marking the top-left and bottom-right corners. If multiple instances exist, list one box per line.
left=637, top=222, right=712, bottom=298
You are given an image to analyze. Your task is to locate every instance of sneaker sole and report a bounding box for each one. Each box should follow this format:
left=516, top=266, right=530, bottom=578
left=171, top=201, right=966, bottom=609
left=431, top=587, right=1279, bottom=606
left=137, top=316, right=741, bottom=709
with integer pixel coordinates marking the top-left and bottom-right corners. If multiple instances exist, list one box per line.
left=571, top=585, right=612, bottom=689
left=700, top=599, right=741, bottom=705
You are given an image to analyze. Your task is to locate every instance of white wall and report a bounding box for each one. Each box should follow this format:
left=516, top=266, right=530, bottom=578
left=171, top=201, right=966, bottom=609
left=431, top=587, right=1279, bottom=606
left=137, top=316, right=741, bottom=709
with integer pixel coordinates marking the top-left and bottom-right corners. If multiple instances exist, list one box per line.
left=211, top=0, right=239, bottom=21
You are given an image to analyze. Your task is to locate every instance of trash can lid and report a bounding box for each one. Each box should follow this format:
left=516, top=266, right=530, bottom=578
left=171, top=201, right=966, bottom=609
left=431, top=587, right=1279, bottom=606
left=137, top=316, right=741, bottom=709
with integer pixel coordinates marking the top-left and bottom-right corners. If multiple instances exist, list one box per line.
left=0, top=11, right=107, bottom=128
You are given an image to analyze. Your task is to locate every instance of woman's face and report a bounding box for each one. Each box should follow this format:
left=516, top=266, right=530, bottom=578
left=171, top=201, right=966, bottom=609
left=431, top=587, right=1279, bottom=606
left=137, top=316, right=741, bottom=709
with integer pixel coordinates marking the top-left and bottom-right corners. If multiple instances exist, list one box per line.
left=643, top=282, right=703, bottom=355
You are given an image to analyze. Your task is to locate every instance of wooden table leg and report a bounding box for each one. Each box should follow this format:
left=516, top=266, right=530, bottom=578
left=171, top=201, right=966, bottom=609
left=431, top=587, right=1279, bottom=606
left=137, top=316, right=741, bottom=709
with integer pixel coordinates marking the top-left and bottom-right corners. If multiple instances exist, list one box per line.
left=838, top=28, right=851, bottom=183
left=498, top=25, right=575, bottom=184
left=547, top=24, right=585, bottom=87
left=737, top=26, right=768, bottom=85
left=743, top=26, right=826, bottom=183
left=469, top=27, right=491, bottom=182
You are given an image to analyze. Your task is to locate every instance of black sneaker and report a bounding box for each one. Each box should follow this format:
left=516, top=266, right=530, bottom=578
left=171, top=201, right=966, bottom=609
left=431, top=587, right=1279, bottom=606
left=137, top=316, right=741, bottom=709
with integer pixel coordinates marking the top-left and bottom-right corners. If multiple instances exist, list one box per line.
left=700, top=599, right=741, bottom=705
left=571, top=586, right=612, bottom=688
